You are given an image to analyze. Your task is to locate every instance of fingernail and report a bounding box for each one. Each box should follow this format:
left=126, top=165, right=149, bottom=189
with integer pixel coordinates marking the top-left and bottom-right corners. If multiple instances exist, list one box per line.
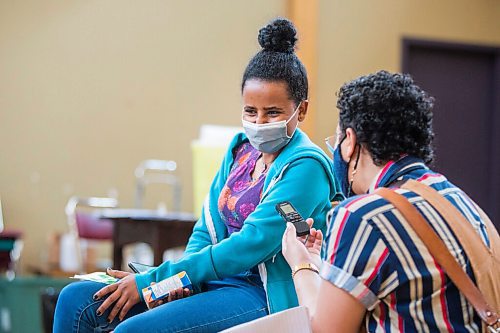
left=93, top=294, right=99, bottom=300
left=107, top=318, right=112, bottom=323
left=107, top=267, right=112, bottom=271
left=96, top=310, right=101, bottom=316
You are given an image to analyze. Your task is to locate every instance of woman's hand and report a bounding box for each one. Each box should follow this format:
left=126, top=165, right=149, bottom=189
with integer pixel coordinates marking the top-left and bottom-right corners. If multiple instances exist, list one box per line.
left=167, top=287, right=191, bottom=302
left=94, top=268, right=141, bottom=322
left=282, top=218, right=323, bottom=269
left=145, top=283, right=192, bottom=309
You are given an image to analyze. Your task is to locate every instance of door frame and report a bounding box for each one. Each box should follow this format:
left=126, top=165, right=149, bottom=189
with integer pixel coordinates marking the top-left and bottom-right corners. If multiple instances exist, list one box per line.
left=401, top=38, right=500, bottom=227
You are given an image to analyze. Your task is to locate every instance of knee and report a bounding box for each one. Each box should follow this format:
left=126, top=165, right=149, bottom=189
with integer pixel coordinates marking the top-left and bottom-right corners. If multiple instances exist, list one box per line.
left=57, top=283, right=81, bottom=309
left=58, top=282, right=82, bottom=302
left=56, top=281, right=101, bottom=312
left=54, top=281, right=113, bottom=332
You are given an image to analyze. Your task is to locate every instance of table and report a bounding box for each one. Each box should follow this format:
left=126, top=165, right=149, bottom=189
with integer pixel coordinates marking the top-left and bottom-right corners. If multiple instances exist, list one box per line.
left=100, top=209, right=197, bottom=268
left=0, top=276, right=73, bottom=333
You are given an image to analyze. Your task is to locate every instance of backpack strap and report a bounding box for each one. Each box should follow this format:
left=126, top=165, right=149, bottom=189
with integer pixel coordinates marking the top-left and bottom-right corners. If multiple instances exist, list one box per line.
left=402, top=180, right=500, bottom=311
left=403, top=180, right=498, bottom=264
left=375, top=184, right=499, bottom=330
left=469, top=200, right=500, bottom=260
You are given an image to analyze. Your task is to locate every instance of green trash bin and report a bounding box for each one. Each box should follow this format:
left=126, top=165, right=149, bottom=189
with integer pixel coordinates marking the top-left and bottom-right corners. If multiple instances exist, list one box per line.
left=0, top=276, right=73, bottom=333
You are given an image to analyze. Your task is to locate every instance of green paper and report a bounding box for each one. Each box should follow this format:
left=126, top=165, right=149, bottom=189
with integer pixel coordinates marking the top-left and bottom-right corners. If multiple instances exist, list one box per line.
left=71, top=272, right=118, bottom=284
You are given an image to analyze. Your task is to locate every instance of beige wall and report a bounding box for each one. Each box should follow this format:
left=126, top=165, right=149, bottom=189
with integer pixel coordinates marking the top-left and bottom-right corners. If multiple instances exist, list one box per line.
left=314, top=0, right=500, bottom=144
left=0, top=0, right=286, bottom=271
left=1, top=0, right=499, bottom=271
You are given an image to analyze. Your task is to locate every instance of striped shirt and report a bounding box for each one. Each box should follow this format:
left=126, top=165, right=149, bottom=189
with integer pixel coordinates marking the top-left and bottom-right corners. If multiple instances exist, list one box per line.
left=320, top=156, right=488, bottom=332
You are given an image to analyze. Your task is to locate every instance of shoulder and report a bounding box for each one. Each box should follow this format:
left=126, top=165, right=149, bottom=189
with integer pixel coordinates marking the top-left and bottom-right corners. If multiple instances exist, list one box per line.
left=276, top=130, right=333, bottom=176
left=265, top=155, right=332, bottom=195
left=328, top=195, right=379, bottom=238
left=334, top=192, right=389, bottom=217
left=285, top=129, right=326, bottom=156
left=328, top=192, right=400, bottom=244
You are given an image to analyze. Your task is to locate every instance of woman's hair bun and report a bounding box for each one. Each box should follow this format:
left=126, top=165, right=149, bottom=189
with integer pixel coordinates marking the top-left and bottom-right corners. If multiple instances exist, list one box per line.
left=258, top=18, right=297, bottom=53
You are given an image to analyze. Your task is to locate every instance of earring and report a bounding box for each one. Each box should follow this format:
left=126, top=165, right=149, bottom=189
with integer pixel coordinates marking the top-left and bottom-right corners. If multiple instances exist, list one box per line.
left=347, top=144, right=362, bottom=196
left=350, top=169, right=357, bottom=183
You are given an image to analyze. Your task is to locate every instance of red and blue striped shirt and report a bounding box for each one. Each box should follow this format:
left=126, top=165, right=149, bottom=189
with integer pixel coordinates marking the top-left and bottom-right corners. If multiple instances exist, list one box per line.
left=320, top=156, right=488, bottom=332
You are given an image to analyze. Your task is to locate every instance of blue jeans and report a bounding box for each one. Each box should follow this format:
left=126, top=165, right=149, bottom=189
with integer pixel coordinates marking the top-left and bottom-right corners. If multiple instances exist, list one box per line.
left=53, top=273, right=268, bottom=332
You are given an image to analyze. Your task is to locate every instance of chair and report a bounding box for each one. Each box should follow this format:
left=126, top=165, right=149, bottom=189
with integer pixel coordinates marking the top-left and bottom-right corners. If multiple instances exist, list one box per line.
left=0, top=197, right=4, bottom=233
left=65, top=196, right=118, bottom=273
left=0, top=230, right=23, bottom=278
left=130, top=160, right=184, bottom=265
left=0, top=198, right=23, bottom=278
left=134, top=159, right=181, bottom=211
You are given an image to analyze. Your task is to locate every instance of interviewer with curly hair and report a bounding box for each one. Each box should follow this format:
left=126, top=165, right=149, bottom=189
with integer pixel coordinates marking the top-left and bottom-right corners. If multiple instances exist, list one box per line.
left=282, top=71, right=492, bottom=332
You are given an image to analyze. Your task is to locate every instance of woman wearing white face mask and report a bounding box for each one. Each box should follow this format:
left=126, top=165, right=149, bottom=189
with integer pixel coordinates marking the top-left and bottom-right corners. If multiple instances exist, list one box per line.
left=241, top=94, right=302, bottom=154
left=54, top=18, right=341, bottom=333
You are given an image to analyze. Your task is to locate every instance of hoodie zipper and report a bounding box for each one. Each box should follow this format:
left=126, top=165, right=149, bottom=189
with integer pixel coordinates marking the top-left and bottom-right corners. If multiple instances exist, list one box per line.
left=204, top=195, right=217, bottom=245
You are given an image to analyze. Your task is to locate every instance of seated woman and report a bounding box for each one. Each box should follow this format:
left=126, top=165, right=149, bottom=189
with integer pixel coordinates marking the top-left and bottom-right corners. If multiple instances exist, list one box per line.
left=282, top=70, right=494, bottom=332
left=54, top=18, right=340, bottom=333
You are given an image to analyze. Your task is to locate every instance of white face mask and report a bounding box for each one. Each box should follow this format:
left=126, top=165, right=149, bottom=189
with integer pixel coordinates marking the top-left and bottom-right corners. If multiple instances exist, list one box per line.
left=242, top=102, right=301, bottom=153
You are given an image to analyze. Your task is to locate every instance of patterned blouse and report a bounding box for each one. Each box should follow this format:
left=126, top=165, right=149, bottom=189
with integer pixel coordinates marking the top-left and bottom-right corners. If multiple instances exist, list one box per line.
left=218, top=142, right=267, bottom=235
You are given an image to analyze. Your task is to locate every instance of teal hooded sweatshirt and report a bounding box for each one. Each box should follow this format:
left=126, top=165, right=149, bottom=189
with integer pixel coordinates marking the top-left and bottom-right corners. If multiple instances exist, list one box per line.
left=135, top=129, right=341, bottom=313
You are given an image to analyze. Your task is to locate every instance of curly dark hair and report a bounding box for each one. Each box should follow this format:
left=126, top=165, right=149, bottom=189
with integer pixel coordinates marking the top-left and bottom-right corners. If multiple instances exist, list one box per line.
left=241, top=18, right=308, bottom=105
left=337, top=70, right=435, bottom=165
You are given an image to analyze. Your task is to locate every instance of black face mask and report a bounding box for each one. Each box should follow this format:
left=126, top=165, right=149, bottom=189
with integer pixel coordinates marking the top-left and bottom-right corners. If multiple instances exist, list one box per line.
left=328, top=135, right=361, bottom=197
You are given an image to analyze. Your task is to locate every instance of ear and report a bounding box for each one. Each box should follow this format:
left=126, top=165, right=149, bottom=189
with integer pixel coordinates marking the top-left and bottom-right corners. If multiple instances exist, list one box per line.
left=343, top=128, right=357, bottom=160
left=298, top=100, right=309, bottom=122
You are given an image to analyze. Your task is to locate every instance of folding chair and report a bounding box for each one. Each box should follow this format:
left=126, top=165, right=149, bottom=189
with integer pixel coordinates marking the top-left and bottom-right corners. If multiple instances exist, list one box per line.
left=132, top=160, right=184, bottom=264
left=0, top=198, right=23, bottom=278
left=65, top=196, right=118, bottom=272
left=134, top=159, right=181, bottom=211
